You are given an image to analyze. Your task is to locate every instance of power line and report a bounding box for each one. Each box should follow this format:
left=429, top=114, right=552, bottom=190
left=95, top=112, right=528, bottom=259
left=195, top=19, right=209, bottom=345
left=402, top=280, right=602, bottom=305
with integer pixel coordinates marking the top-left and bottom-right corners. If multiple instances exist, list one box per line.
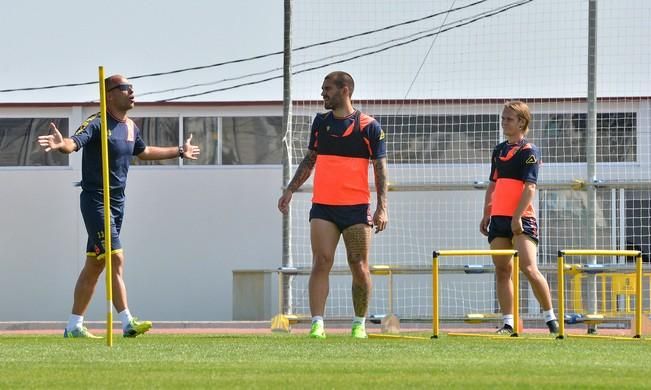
left=403, top=0, right=458, bottom=100
left=160, top=0, right=533, bottom=101
left=144, top=0, right=529, bottom=100
left=140, top=2, right=490, bottom=98
left=0, top=0, right=490, bottom=95
left=137, top=67, right=284, bottom=98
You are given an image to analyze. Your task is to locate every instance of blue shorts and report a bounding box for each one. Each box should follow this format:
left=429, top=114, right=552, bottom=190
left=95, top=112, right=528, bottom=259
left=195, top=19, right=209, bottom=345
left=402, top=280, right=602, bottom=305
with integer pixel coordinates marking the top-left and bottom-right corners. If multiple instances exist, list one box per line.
left=488, top=216, right=539, bottom=244
left=80, top=190, right=125, bottom=258
left=309, top=203, right=372, bottom=232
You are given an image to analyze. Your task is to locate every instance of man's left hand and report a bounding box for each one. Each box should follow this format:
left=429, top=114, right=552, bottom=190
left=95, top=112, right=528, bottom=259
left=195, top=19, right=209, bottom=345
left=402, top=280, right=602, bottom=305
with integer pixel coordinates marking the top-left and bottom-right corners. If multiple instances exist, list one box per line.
left=373, top=208, right=388, bottom=234
left=182, top=134, right=201, bottom=160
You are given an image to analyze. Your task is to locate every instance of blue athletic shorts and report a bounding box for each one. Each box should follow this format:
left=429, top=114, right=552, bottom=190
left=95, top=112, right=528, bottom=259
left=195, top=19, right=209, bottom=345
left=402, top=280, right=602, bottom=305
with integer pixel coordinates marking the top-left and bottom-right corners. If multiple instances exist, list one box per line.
left=309, top=203, right=372, bottom=232
left=488, top=216, right=539, bottom=244
left=80, top=190, right=125, bottom=258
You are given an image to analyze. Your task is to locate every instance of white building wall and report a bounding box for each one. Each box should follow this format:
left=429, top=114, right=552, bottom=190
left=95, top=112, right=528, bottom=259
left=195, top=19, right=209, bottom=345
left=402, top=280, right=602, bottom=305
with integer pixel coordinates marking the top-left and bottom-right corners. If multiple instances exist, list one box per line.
left=0, top=103, right=285, bottom=321
left=0, top=164, right=283, bottom=321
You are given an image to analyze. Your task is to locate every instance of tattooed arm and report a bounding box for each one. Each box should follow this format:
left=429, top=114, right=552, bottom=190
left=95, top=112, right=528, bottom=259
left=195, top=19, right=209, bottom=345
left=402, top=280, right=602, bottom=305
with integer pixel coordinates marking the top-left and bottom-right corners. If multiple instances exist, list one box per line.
left=372, top=157, right=388, bottom=233
left=277, top=150, right=317, bottom=214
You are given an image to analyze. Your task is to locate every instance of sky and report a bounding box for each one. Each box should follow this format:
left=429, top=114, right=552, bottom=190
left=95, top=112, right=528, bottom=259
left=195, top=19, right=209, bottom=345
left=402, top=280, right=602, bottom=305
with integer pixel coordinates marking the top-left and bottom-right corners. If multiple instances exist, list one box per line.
left=0, top=0, right=649, bottom=103
left=0, top=0, right=284, bottom=102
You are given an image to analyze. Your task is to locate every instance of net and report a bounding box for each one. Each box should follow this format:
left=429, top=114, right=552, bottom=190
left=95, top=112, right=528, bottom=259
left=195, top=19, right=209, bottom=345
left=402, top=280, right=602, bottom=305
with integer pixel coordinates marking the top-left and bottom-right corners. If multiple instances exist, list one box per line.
left=283, top=0, right=651, bottom=326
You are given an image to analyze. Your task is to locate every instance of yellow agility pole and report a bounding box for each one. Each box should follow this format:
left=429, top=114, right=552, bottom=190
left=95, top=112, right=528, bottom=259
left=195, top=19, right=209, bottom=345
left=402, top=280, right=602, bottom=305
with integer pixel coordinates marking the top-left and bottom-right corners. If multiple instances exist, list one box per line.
left=433, top=249, right=518, bottom=338
left=557, top=253, right=566, bottom=339
left=512, top=252, right=520, bottom=337
left=557, top=249, right=642, bottom=340
left=98, top=66, right=113, bottom=347
left=432, top=254, right=439, bottom=338
left=635, top=254, right=643, bottom=338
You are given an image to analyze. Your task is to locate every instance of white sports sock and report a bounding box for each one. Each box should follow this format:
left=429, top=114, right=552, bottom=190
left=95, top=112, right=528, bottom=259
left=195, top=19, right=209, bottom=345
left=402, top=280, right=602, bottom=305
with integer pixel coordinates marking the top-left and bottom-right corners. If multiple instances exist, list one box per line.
left=311, top=316, right=324, bottom=325
left=503, top=314, right=514, bottom=327
left=353, top=316, right=366, bottom=327
left=66, top=314, right=84, bottom=331
left=543, top=309, right=557, bottom=322
left=118, top=309, right=133, bottom=330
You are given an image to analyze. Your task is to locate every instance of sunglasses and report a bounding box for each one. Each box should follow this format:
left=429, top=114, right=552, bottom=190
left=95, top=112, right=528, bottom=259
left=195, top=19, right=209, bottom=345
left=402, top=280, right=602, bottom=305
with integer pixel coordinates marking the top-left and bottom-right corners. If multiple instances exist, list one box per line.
left=108, top=83, right=133, bottom=92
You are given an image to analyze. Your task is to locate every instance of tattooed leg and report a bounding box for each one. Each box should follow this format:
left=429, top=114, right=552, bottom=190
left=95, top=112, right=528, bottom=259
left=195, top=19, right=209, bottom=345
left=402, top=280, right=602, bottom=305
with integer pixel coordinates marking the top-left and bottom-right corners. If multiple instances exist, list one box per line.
left=343, top=224, right=373, bottom=317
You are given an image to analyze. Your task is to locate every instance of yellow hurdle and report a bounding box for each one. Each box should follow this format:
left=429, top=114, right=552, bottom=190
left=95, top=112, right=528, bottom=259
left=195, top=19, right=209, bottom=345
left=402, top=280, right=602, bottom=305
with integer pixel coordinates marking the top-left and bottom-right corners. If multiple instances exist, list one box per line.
left=432, top=249, right=518, bottom=338
left=98, top=66, right=113, bottom=347
left=556, top=249, right=643, bottom=340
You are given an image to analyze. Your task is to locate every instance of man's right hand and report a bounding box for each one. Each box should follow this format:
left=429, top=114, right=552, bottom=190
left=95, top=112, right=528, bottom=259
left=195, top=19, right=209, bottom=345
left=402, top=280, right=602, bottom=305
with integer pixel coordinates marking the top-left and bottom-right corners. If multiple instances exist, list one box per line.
left=479, top=215, right=490, bottom=236
left=37, top=122, right=65, bottom=152
left=277, top=189, right=293, bottom=215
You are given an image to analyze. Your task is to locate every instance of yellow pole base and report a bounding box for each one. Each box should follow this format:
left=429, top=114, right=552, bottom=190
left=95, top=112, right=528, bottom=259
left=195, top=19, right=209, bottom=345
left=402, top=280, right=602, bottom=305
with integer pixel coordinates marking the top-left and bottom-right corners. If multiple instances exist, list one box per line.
left=270, top=314, right=290, bottom=333
left=270, top=314, right=299, bottom=333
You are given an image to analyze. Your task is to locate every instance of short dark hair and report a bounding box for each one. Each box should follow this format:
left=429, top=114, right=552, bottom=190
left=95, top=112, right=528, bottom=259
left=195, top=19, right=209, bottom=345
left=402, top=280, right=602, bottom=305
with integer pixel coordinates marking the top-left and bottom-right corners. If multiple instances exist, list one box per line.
left=104, top=77, right=115, bottom=90
left=325, top=71, right=354, bottom=97
left=104, top=74, right=125, bottom=91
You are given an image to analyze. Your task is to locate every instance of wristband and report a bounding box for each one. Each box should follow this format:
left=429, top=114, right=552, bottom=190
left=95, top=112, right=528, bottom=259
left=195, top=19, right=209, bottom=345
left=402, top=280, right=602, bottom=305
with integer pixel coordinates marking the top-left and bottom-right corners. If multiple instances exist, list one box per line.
left=178, top=145, right=184, bottom=158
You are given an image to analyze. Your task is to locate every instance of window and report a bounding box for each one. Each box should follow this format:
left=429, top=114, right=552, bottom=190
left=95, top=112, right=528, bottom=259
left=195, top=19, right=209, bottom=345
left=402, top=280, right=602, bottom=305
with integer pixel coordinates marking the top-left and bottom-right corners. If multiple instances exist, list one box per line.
left=183, top=117, right=220, bottom=165
left=530, top=112, right=637, bottom=163
left=127, top=116, right=287, bottom=166
left=130, top=117, right=179, bottom=166
left=376, top=114, right=499, bottom=164
left=0, top=118, right=69, bottom=166
left=221, top=117, right=283, bottom=165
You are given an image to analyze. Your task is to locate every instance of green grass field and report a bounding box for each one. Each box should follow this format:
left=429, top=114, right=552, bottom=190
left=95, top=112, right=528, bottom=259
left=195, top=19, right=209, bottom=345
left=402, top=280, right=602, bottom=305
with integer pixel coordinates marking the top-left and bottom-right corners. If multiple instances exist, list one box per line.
left=1, top=333, right=650, bottom=388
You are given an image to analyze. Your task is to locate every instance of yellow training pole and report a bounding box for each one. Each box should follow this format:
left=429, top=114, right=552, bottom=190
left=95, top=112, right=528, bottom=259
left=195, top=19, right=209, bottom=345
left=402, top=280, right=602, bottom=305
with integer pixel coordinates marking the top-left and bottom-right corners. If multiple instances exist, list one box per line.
left=98, top=66, right=113, bottom=347
left=436, top=249, right=518, bottom=257
left=432, top=253, right=439, bottom=338
left=635, top=255, right=642, bottom=338
left=557, top=253, right=565, bottom=339
left=387, top=269, right=394, bottom=316
left=560, top=249, right=641, bottom=257
left=512, top=253, right=520, bottom=336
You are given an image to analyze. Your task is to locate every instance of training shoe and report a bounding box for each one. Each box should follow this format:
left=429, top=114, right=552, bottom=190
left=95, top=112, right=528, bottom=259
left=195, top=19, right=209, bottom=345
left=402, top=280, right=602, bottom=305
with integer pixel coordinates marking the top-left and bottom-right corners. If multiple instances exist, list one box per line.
left=351, top=323, right=368, bottom=339
left=123, top=318, right=152, bottom=338
left=309, top=322, right=326, bottom=339
left=64, top=326, right=103, bottom=339
left=546, top=319, right=560, bottom=334
left=496, top=324, right=514, bottom=335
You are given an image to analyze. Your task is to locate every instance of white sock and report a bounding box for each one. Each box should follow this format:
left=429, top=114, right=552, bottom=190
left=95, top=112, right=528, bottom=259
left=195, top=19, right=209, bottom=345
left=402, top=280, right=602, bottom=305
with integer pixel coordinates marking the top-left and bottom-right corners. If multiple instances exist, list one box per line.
left=353, top=316, right=366, bottom=327
left=503, top=314, right=514, bottom=328
left=311, top=316, right=324, bottom=325
left=543, top=309, right=557, bottom=322
left=66, top=314, right=84, bottom=331
left=118, top=309, right=133, bottom=331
